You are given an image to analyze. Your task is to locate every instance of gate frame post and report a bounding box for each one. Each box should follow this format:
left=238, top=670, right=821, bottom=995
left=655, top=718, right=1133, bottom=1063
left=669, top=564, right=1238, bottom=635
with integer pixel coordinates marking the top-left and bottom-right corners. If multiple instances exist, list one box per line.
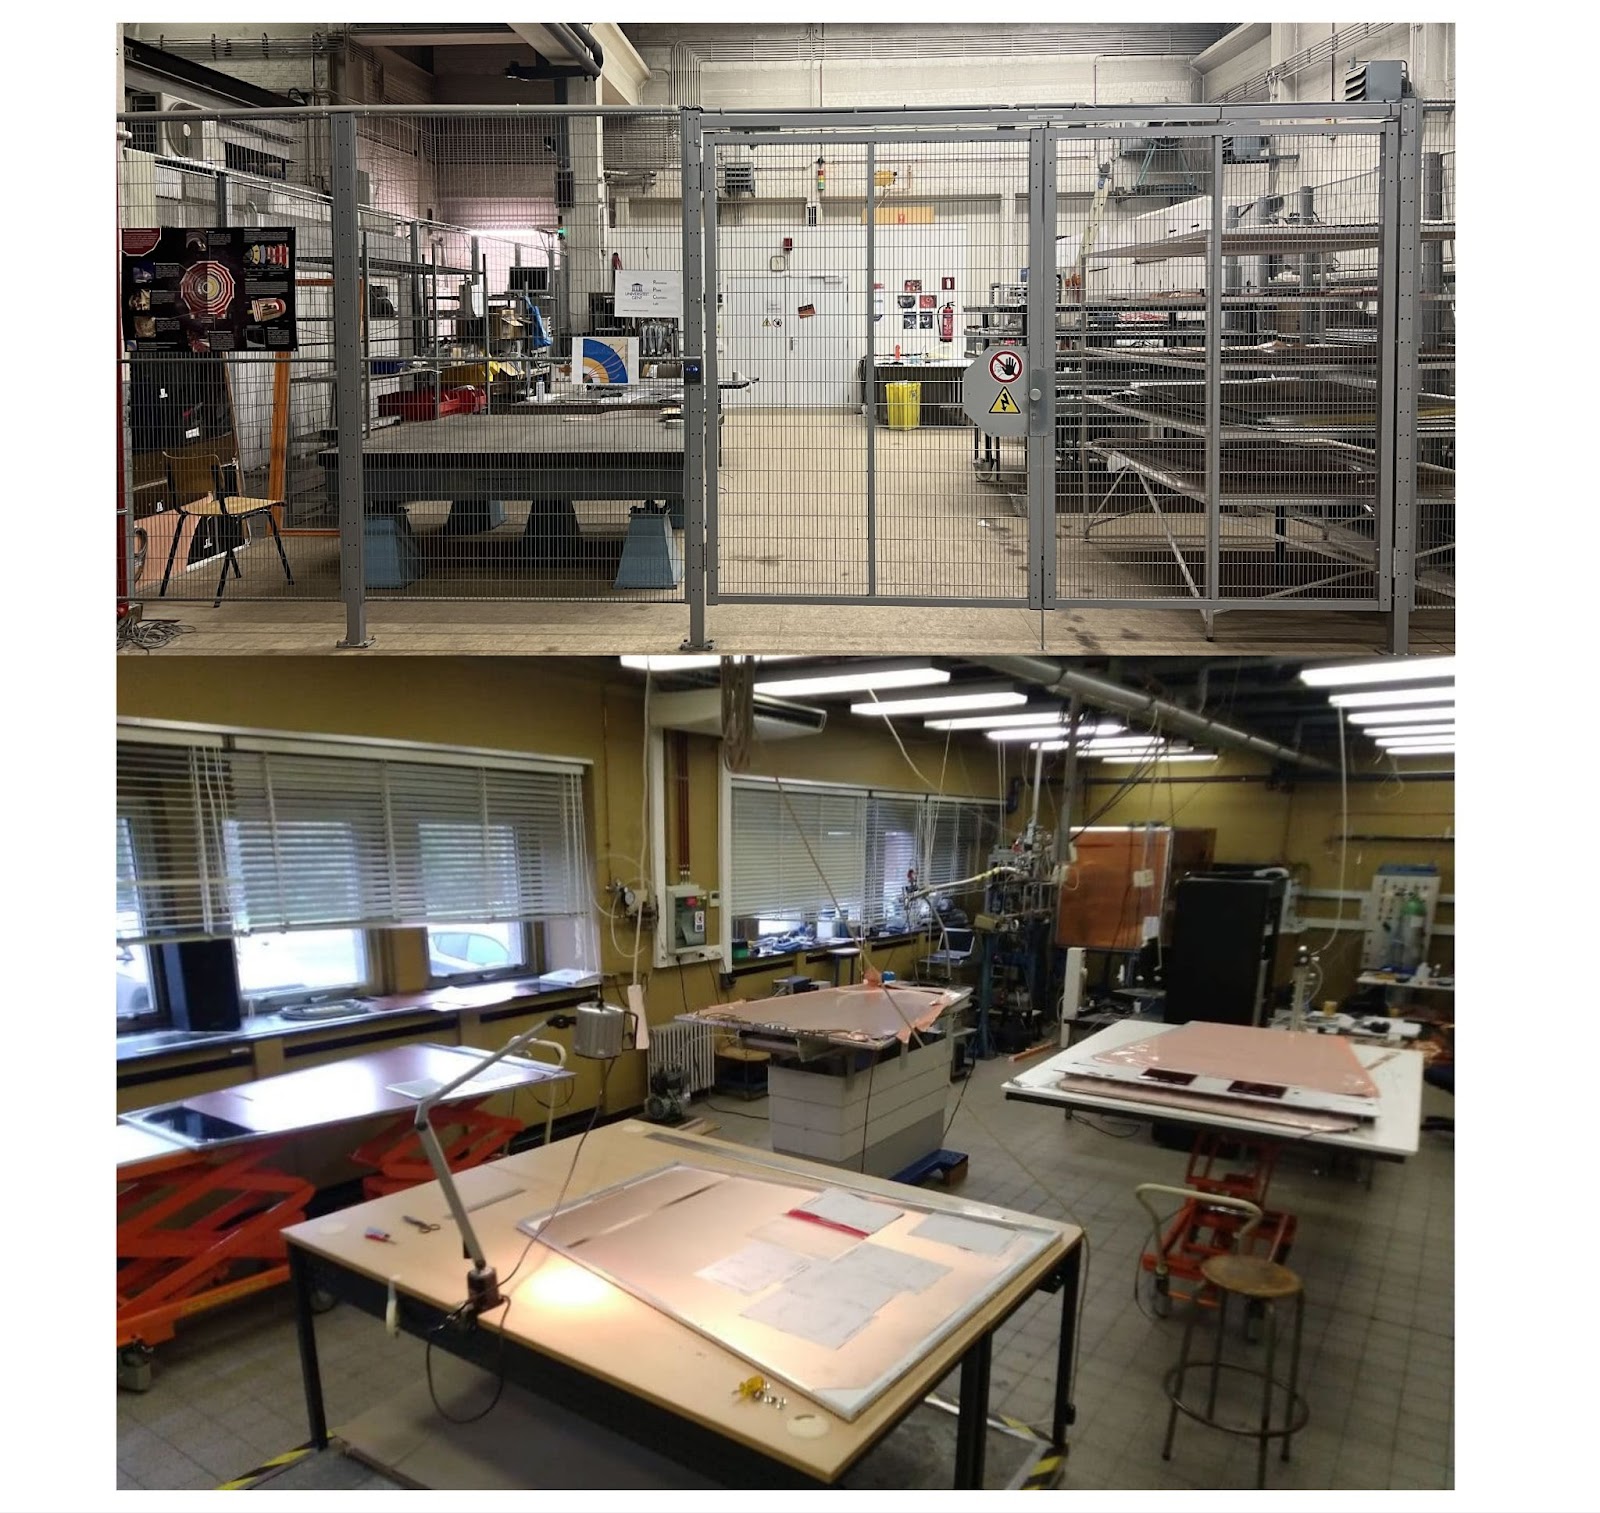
left=680, top=106, right=712, bottom=651
left=1027, top=127, right=1057, bottom=611
left=331, top=109, right=371, bottom=650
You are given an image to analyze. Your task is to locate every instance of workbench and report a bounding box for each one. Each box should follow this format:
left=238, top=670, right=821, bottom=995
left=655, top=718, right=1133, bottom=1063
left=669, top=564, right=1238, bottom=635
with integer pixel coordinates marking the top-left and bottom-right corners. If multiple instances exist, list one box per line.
left=681, top=983, right=970, bottom=1176
left=117, top=1044, right=570, bottom=1357
left=317, top=410, right=686, bottom=586
left=283, top=1120, right=1083, bottom=1489
left=1003, top=1018, right=1422, bottom=1161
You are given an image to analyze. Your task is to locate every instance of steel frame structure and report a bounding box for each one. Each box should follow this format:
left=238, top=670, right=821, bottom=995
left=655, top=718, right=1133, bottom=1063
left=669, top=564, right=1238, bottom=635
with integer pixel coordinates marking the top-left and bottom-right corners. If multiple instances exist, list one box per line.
left=117, top=101, right=1446, bottom=650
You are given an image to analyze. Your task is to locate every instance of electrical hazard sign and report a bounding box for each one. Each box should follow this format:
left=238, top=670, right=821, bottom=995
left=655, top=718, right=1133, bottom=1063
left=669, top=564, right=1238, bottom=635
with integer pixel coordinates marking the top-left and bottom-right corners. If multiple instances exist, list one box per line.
left=963, top=347, right=1030, bottom=435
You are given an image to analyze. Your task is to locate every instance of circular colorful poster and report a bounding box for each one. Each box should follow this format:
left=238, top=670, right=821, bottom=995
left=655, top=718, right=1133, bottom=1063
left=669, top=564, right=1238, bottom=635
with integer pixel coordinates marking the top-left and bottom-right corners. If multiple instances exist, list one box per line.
left=179, top=261, right=236, bottom=318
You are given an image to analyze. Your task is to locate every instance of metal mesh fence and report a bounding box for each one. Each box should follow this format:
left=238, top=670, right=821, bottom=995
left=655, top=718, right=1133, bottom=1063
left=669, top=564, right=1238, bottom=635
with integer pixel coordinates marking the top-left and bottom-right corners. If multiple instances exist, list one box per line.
left=1053, top=123, right=1413, bottom=609
left=709, top=133, right=1037, bottom=604
left=1414, top=102, right=1455, bottom=610
left=119, top=114, right=340, bottom=605
left=116, top=102, right=1450, bottom=637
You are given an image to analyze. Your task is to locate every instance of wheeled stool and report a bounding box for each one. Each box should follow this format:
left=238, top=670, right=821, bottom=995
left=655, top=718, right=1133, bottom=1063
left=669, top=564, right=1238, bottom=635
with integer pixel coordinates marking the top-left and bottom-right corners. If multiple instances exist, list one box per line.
left=1161, top=1251, right=1308, bottom=1488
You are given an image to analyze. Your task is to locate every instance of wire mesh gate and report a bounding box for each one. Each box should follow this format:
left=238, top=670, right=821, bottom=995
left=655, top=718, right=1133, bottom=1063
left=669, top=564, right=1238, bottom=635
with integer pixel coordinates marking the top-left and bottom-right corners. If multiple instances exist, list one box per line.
left=698, top=103, right=1447, bottom=645
left=116, top=102, right=1450, bottom=649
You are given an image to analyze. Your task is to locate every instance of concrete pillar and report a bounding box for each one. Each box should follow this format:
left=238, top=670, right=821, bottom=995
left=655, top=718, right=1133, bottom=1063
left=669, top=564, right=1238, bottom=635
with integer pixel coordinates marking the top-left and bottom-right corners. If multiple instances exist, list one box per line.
left=565, top=77, right=608, bottom=337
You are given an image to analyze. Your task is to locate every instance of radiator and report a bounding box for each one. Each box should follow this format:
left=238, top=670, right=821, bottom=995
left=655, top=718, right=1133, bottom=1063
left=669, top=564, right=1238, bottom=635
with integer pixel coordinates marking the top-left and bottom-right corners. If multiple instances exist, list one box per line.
left=648, top=1020, right=717, bottom=1095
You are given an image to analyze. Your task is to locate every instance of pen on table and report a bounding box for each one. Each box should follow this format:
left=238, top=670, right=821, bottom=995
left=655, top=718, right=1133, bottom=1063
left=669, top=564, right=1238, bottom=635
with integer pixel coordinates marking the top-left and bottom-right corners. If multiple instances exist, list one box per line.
left=365, top=1227, right=398, bottom=1244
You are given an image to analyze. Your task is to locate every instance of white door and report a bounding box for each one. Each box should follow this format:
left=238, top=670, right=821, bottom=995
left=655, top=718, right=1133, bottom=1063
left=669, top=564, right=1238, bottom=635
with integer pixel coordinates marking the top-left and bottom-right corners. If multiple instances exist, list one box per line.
left=724, top=275, right=792, bottom=407
left=785, top=274, right=851, bottom=409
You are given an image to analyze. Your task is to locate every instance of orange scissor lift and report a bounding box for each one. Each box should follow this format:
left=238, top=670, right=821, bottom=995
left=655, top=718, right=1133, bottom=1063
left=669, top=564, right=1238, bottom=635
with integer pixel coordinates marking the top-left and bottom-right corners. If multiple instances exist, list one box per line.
left=1138, top=1134, right=1297, bottom=1319
left=117, top=1097, right=520, bottom=1386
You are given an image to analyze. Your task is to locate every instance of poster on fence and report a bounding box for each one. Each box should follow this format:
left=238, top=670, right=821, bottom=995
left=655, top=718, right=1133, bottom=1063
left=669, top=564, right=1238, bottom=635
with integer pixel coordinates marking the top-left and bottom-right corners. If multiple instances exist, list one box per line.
left=121, top=227, right=298, bottom=353
left=613, top=270, right=683, bottom=320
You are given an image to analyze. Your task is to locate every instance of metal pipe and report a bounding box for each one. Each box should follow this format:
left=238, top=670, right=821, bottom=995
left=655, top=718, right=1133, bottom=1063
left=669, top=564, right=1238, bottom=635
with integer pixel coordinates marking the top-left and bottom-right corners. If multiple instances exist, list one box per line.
left=554, top=22, right=605, bottom=78
left=975, top=656, right=1336, bottom=772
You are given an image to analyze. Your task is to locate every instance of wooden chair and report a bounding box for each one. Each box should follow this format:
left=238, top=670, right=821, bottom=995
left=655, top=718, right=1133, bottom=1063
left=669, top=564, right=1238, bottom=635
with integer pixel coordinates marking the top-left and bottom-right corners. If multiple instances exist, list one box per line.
left=159, top=452, right=294, bottom=607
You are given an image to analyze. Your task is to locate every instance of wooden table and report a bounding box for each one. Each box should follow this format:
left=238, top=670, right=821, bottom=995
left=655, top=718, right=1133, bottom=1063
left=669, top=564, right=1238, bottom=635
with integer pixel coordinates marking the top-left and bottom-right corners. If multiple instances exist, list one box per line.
left=283, top=1120, right=1083, bottom=1488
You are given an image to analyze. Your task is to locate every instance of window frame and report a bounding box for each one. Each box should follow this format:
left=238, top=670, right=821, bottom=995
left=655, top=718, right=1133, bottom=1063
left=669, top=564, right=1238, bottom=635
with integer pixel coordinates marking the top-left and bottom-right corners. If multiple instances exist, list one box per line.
left=232, top=927, right=374, bottom=1014
left=423, top=920, right=540, bottom=988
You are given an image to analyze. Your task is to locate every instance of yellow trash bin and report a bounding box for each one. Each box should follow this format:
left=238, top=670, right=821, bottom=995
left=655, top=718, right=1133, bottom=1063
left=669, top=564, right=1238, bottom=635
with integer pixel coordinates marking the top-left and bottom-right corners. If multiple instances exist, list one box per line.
left=886, top=381, right=922, bottom=430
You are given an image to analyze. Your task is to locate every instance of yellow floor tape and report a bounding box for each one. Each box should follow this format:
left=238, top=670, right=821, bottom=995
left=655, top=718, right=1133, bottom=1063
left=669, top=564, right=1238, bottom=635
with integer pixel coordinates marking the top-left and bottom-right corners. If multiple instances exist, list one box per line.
left=215, top=1443, right=313, bottom=1491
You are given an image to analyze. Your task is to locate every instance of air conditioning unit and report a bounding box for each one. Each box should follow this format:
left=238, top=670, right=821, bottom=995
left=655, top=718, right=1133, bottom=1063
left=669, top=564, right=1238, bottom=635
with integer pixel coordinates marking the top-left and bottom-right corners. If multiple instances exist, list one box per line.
left=720, top=161, right=756, bottom=199
left=129, top=91, right=298, bottom=182
left=149, top=94, right=223, bottom=164
left=1344, top=61, right=1408, bottom=102
left=648, top=689, right=826, bottom=741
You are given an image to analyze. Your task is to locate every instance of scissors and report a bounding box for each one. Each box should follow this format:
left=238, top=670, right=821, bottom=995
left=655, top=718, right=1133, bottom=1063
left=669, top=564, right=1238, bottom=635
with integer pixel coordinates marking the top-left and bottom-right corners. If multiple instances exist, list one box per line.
left=401, top=1215, right=440, bottom=1234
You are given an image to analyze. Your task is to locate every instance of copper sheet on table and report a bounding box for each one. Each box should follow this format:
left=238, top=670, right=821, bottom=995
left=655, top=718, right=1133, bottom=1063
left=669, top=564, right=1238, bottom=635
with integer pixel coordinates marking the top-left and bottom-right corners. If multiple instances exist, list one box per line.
left=1091, top=438, right=1454, bottom=501
left=1093, top=1022, right=1378, bottom=1101
left=686, top=983, right=957, bottom=1047
left=1055, top=1074, right=1359, bottom=1133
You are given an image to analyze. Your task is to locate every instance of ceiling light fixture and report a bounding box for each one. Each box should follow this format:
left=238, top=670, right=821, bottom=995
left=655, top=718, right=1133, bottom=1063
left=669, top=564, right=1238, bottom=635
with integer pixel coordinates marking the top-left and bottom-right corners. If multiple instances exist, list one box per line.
left=1379, top=743, right=1457, bottom=756
left=924, top=712, right=1124, bottom=734
left=753, top=660, right=950, bottom=697
left=849, top=688, right=1027, bottom=717
left=1345, top=705, right=1457, bottom=725
left=1100, top=751, right=1219, bottom=764
left=1328, top=687, right=1455, bottom=710
left=1364, top=724, right=1456, bottom=739
left=1299, top=655, right=1456, bottom=687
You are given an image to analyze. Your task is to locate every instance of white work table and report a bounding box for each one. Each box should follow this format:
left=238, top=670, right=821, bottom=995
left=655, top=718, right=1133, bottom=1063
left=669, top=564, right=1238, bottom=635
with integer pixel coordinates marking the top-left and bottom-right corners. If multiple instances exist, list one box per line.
left=1003, top=1018, right=1422, bottom=1161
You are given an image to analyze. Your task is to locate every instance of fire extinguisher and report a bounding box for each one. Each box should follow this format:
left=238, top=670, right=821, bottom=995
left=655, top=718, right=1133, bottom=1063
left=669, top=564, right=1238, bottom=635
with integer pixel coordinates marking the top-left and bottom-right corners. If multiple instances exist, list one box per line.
left=939, top=302, right=954, bottom=342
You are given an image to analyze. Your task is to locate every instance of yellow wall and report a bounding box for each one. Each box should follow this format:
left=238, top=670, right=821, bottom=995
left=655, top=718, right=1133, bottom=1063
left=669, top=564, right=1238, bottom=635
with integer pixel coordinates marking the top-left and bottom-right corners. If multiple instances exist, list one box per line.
left=1086, top=749, right=1455, bottom=1002
left=117, top=658, right=997, bottom=1115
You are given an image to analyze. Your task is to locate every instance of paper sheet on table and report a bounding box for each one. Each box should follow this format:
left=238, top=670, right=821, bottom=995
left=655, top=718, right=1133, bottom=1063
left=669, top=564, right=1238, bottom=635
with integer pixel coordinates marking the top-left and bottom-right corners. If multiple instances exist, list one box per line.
left=909, top=1212, right=1019, bottom=1257
left=694, top=1240, right=813, bottom=1295
left=788, top=1243, right=951, bottom=1307
left=749, top=1213, right=861, bottom=1262
left=794, top=1188, right=902, bottom=1236
left=741, top=1286, right=878, bottom=1350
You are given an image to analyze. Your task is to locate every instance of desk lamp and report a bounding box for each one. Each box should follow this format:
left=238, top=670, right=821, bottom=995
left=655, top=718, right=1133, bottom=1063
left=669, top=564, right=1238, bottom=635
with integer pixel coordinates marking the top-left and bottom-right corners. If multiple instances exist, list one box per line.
left=414, top=1001, right=630, bottom=1315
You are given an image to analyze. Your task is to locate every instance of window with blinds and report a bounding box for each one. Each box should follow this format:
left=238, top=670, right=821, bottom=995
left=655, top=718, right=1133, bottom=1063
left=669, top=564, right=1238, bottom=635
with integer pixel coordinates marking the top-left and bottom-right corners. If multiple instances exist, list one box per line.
left=116, top=726, right=591, bottom=943
left=730, top=783, right=867, bottom=923
left=731, top=779, right=1002, bottom=931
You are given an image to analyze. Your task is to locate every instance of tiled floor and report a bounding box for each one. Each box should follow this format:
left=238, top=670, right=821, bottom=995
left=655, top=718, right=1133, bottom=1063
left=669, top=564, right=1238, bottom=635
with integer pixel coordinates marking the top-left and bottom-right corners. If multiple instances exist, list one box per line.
left=115, top=1055, right=1454, bottom=1491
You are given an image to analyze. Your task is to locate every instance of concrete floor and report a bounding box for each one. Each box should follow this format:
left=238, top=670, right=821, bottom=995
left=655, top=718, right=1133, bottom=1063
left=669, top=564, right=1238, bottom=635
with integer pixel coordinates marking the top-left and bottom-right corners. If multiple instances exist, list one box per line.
left=127, top=411, right=1452, bottom=657
left=116, top=1053, right=1454, bottom=1492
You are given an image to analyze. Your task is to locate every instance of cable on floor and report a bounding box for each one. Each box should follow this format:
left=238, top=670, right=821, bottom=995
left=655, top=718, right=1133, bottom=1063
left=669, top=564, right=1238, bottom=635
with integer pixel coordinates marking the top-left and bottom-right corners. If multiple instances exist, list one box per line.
left=117, top=615, right=195, bottom=652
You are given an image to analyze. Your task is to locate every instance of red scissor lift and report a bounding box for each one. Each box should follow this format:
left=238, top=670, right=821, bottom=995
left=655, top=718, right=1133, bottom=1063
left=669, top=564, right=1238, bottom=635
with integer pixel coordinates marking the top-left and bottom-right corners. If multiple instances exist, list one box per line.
left=1143, top=1134, right=1297, bottom=1316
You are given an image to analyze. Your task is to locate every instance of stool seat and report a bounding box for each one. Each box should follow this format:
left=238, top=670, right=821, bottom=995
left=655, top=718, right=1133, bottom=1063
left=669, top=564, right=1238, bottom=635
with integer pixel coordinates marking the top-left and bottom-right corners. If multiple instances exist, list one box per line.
left=1201, top=1254, right=1302, bottom=1301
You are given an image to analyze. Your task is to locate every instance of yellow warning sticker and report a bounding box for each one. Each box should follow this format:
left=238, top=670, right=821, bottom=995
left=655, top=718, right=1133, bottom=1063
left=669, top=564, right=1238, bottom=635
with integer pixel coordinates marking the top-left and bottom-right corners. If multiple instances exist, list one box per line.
left=990, top=387, right=1021, bottom=415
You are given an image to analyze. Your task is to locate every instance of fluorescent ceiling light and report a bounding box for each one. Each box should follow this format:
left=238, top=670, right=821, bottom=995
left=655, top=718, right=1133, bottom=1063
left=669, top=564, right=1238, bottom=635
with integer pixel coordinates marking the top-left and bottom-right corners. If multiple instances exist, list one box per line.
left=1346, top=705, right=1456, bottom=725
left=619, top=654, right=723, bottom=672
left=986, top=726, right=1082, bottom=743
left=754, top=661, right=949, bottom=697
left=1100, top=752, right=1219, bottom=764
left=1299, top=655, right=1456, bottom=687
left=1365, top=724, right=1455, bottom=738
left=924, top=711, right=1123, bottom=734
left=1381, top=744, right=1456, bottom=756
left=1374, top=734, right=1457, bottom=748
left=1328, top=687, right=1455, bottom=709
left=850, top=688, right=1026, bottom=717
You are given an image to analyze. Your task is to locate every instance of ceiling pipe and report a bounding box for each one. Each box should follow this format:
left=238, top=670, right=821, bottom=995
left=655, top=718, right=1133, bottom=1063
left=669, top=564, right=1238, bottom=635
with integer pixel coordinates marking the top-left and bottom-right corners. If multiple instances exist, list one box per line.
left=549, top=22, right=603, bottom=79
left=974, top=656, right=1336, bottom=774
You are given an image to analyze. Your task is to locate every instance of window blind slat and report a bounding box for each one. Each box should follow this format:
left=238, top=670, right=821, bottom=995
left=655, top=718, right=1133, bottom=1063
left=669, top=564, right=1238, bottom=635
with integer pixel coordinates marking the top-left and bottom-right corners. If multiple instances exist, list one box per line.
left=117, top=728, right=591, bottom=942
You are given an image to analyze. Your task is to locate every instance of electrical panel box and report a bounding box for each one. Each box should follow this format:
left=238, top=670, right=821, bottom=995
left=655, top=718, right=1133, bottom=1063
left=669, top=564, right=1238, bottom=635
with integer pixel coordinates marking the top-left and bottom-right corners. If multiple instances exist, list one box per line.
left=669, top=882, right=708, bottom=955
left=1362, top=864, right=1440, bottom=971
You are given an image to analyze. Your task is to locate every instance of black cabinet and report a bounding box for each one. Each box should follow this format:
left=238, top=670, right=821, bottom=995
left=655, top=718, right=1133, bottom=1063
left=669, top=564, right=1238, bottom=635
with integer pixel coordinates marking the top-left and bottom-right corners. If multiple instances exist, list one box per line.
left=1164, top=874, right=1286, bottom=1028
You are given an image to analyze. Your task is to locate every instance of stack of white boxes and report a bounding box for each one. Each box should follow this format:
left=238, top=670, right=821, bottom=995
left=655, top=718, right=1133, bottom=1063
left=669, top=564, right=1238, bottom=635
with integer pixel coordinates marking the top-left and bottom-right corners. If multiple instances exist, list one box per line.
left=768, top=1033, right=952, bottom=1179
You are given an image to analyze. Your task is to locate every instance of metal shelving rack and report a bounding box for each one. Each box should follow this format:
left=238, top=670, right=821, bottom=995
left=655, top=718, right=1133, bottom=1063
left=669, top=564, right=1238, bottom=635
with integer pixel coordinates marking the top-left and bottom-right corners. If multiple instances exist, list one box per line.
left=1049, top=127, right=1455, bottom=617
